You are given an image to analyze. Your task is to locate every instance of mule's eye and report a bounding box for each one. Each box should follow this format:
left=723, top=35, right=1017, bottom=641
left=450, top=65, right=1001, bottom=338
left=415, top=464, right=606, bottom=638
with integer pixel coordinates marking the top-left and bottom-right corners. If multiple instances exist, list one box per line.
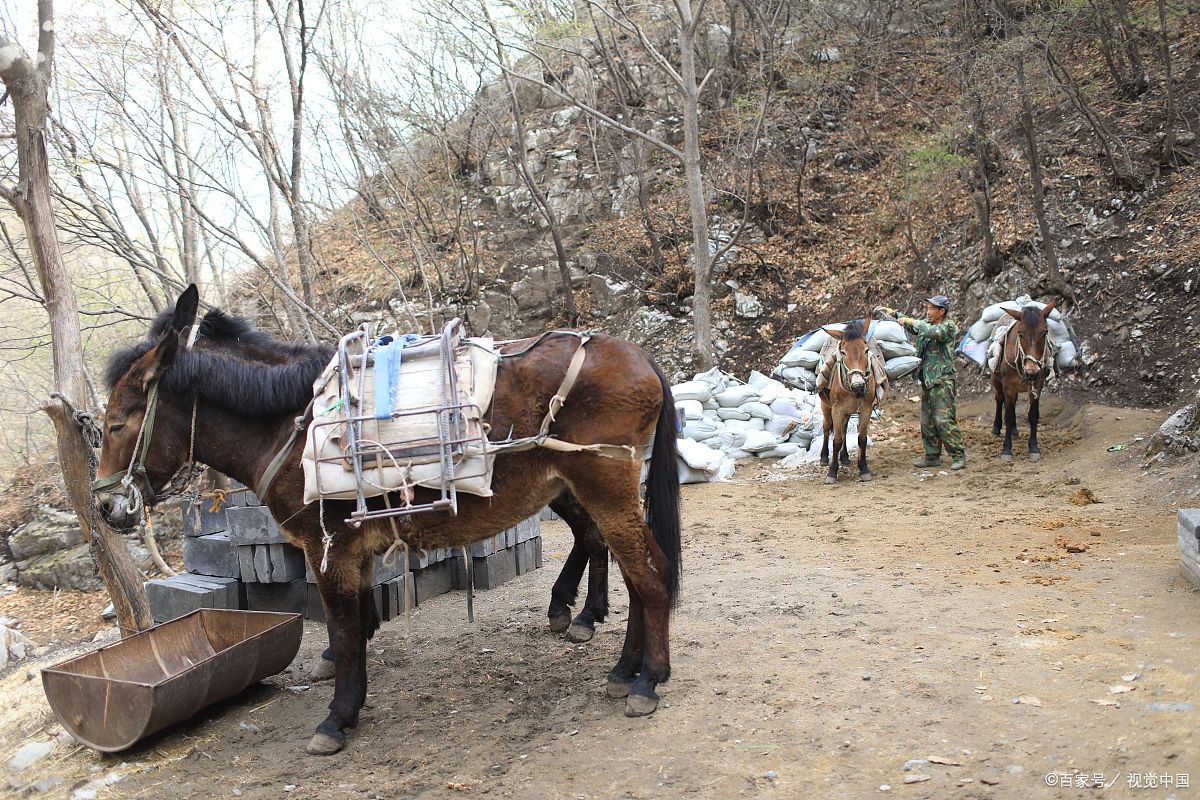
left=109, top=423, right=126, bottom=434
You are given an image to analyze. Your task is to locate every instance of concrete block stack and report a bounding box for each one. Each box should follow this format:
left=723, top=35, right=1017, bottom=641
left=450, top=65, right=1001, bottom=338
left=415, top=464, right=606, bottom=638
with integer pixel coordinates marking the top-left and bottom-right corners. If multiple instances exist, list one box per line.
left=147, top=481, right=545, bottom=623
left=1179, top=509, right=1200, bottom=589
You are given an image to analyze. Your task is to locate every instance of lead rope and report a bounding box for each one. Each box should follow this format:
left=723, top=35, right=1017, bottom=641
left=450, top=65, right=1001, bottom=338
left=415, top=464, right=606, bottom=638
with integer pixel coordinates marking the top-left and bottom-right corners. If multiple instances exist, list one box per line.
left=318, top=498, right=333, bottom=573
left=380, top=491, right=413, bottom=640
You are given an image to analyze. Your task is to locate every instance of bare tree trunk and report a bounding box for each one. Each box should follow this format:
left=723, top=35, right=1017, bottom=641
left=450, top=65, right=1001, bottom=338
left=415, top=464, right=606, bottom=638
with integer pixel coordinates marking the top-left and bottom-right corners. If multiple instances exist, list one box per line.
left=1155, top=0, right=1178, bottom=167
left=1016, top=58, right=1059, bottom=282
left=677, top=1, right=715, bottom=371
left=0, top=2, right=152, bottom=635
left=969, top=93, right=1001, bottom=277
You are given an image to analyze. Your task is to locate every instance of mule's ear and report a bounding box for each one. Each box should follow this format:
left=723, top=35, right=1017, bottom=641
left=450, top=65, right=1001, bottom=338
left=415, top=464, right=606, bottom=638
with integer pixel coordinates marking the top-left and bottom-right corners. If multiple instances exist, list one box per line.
left=141, top=330, right=179, bottom=390
left=823, top=327, right=845, bottom=341
left=141, top=286, right=196, bottom=389
left=863, top=316, right=872, bottom=334
left=1040, top=299, right=1057, bottom=319
left=1003, top=307, right=1023, bottom=321
left=171, top=284, right=200, bottom=334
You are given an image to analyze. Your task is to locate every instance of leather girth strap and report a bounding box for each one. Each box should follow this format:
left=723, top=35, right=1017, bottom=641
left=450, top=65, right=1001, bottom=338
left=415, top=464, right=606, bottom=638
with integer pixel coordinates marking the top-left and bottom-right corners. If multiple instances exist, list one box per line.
left=256, top=399, right=315, bottom=501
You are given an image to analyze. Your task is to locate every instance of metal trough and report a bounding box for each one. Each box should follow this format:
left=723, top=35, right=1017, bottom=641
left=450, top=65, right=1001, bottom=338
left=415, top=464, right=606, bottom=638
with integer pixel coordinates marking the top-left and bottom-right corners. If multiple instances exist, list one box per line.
left=41, top=609, right=303, bottom=752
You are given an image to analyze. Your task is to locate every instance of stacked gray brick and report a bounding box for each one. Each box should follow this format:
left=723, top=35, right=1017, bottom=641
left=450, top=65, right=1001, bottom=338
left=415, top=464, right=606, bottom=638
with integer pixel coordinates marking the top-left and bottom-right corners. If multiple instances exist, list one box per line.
left=1179, top=510, right=1200, bottom=589
left=150, top=483, right=547, bottom=623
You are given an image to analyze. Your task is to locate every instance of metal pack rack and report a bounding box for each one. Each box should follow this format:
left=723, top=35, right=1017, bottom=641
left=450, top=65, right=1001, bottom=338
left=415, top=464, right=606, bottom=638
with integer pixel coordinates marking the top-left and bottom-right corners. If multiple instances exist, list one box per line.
left=309, top=319, right=489, bottom=526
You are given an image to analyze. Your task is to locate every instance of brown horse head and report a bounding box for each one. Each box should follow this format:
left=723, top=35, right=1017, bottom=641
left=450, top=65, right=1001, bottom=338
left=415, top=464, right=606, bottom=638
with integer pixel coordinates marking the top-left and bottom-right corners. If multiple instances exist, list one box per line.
left=824, top=316, right=872, bottom=398
left=94, top=286, right=199, bottom=529
left=94, top=285, right=333, bottom=529
left=1002, top=300, right=1056, bottom=383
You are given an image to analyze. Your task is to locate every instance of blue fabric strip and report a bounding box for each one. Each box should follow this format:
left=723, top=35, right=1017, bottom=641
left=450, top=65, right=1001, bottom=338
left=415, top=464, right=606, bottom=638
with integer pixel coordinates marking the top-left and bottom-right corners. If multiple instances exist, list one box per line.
left=373, top=335, right=419, bottom=419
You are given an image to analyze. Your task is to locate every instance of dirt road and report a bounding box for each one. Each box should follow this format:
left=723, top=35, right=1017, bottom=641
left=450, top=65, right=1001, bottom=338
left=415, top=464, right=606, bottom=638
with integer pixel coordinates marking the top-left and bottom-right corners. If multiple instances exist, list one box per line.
left=3, top=396, right=1197, bottom=799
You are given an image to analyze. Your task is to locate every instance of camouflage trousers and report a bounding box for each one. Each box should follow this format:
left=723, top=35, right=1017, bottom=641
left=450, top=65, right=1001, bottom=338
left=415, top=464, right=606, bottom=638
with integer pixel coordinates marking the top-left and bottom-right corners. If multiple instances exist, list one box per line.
left=920, top=381, right=965, bottom=459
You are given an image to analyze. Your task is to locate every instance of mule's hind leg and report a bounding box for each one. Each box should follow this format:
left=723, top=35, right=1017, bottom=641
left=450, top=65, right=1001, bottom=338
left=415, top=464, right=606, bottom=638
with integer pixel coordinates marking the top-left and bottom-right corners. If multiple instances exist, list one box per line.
left=550, top=493, right=610, bottom=643
left=307, top=554, right=373, bottom=755
left=548, top=494, right=589, bottom=634
left=1028, top=393, right=1042, bottom=461
left=566, top=462, right=672, bottom=717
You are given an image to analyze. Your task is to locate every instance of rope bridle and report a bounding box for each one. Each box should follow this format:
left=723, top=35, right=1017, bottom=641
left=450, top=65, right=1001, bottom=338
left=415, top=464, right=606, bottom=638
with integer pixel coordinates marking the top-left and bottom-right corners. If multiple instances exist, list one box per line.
left=835, top=348, right=872, bottom=395
left=89, top=379, right=203, bottom=525
left=1003, top=323, right=1050, bottom=382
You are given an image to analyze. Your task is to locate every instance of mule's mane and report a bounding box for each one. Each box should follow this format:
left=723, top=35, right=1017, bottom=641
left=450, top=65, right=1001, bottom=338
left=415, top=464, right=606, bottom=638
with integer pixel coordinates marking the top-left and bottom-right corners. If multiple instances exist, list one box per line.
left=842, top=319, right=866, bottom=341
left=105, top=309, right=333, bottom=418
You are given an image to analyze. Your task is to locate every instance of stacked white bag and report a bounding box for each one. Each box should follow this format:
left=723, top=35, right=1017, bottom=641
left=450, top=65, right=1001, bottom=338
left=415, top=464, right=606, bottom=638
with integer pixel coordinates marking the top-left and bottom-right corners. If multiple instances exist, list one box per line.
left=958, top=294, right=1079, bottom=371
left=773, top=319, right=920, bottom=388
left=670, top=368, right=829, bottom=482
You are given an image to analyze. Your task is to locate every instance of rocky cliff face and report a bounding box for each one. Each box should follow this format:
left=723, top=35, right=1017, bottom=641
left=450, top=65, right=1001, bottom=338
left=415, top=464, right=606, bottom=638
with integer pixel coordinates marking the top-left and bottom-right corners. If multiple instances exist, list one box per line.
left=303, top=13, right=1198, bottom=408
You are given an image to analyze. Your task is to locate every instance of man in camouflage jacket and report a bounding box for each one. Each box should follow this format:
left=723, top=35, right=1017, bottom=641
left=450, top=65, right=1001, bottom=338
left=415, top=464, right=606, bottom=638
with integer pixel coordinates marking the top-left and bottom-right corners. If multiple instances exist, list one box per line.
left=881, top=295, right=966, bottom=470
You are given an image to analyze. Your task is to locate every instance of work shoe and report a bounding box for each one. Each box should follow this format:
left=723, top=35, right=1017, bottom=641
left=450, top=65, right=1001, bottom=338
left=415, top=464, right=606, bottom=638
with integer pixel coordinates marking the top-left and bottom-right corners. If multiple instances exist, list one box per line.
left=913, top=456, right=942, bottom=468
left=950, top=457, right=966, bottom=471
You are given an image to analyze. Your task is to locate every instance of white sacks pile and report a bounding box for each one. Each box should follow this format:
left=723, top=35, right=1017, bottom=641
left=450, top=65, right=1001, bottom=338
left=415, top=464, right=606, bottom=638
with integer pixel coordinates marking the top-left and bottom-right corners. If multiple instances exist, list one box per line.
left=671, top=368, right=826, bottom=483
left=958, top=294, right=1080, bottom=371
left=773, top=319, right=920, bottom=391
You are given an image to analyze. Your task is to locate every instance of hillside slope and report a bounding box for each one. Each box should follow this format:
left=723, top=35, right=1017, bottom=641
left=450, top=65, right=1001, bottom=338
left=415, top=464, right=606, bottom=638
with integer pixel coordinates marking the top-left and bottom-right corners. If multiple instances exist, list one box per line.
left=299, top=4, right=1199, bottom=408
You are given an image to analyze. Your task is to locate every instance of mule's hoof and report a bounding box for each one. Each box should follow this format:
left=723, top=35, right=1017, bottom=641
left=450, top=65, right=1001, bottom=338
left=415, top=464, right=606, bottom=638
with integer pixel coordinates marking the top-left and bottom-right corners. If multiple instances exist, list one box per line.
left=305, top=732, right=345, bottom=756
left=564, top=623, right=595, bottom=643
left=1028, top=451, right=1041, bottom=462
left=307, top=658, right=336, bottom=682
left=606, top=677, right=634, bottom=699
left=824, top=476, right=837, bottom=485
left=992, top=429, right=1002, bottom=438
left=548, top=612, right=571, bottom=634
left=624, top=692, right=659, bottom=717
left=819, top=458, right=829, bottom=467
left=999, top=453, right=1013, bottom=462
left=859, top=472, right=873, bottom=482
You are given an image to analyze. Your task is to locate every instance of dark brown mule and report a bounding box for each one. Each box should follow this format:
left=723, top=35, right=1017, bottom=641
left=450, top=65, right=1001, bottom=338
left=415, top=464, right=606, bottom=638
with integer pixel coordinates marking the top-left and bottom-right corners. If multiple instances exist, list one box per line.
left=94, top=287, right=681, bottom=756
left=991, top=301, right=1057, bottom=461
left=819, top=318, right=878, bottom=484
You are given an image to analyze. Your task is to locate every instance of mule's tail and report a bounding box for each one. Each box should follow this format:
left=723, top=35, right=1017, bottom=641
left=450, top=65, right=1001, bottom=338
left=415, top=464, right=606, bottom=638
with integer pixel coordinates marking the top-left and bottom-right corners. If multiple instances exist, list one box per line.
left=645, top=358, right=682, bottom=607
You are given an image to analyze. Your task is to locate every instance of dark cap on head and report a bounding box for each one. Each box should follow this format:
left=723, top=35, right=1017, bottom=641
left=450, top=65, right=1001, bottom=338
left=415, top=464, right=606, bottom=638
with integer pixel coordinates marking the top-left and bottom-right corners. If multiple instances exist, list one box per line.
left=926, top=295, right=950, bottom=310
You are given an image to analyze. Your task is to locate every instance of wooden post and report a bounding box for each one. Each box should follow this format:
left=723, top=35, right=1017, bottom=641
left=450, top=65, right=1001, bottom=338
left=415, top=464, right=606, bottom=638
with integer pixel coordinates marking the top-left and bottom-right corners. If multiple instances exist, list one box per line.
left=0, top=1, right=153, bottom=634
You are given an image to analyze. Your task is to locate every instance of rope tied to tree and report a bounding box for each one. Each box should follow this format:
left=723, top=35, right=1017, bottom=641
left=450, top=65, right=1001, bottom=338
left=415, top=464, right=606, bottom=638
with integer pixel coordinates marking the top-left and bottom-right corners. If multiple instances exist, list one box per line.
left=49, top=392, right=141, bottom=636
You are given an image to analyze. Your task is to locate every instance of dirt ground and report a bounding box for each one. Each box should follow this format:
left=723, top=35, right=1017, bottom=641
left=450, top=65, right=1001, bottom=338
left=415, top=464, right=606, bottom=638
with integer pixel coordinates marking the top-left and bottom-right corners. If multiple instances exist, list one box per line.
left=2, top=395, right=1197, bottom=800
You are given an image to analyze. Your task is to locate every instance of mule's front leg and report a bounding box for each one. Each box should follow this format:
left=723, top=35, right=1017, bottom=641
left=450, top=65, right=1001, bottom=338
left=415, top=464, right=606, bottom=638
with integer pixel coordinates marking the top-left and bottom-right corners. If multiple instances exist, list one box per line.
left=1001, top=397, right=1018, bottom=461
left=1028, top=394, right=1041, bottom=461
left=826, top=412, right=845, bottom=484
left=307, top=577, right=369, bottom=755
left=857, top=401, right=872, bottom=481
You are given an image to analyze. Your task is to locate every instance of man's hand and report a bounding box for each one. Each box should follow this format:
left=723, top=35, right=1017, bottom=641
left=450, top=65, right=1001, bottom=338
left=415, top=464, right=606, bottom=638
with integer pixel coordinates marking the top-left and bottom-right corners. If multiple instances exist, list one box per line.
left=874, top=306, right=898, bottom=320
